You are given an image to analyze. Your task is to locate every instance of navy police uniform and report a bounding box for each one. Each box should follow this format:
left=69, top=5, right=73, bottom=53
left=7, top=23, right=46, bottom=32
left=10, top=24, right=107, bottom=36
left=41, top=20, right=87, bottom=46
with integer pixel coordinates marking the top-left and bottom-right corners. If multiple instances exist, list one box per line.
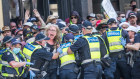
left=70, top=33, right=108, bottom=79
left=102, top=27, right=131, bottom=79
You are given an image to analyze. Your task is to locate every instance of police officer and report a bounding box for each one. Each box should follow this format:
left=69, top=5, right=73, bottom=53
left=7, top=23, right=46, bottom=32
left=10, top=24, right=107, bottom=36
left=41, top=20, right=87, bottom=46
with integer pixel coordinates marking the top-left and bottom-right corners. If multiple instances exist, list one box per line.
left=30, top=33, right=60, bottom=79
left=0, top=36, right=13, bottom=75
left=56, top=22, right=67, bottom=43
left=65, top=24, right=83, bottom=69
left=124, top=30, right=140, bottom=79
left=58, top=33, right=78, bottom=79
left=65, top=24, right=83, bottom=42
left=102, top=18, right=131, bottom=79
left=1, top=36, right=33, bottom=79
left=67, top=20, right=108, bottom=79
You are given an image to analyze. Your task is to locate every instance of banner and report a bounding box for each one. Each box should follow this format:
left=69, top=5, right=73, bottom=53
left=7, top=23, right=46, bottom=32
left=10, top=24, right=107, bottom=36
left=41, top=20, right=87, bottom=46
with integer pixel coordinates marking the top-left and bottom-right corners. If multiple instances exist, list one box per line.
left=102, top=0, right=118, bottom=20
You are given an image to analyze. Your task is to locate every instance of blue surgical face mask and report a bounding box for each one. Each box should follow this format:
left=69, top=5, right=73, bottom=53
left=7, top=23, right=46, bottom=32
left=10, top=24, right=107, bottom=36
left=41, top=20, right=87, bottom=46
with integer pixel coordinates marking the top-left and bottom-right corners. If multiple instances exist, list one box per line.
left=121, top=18, right=126, bottom=22
left=13, top=48, right=20, bottom=54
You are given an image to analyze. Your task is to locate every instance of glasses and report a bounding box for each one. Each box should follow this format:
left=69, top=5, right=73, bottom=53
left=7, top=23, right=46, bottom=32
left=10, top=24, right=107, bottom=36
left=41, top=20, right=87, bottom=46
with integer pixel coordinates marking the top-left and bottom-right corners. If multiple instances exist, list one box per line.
left=90, top=18, right=95, bottom=21
left=71, top=17, right=77, bottom=19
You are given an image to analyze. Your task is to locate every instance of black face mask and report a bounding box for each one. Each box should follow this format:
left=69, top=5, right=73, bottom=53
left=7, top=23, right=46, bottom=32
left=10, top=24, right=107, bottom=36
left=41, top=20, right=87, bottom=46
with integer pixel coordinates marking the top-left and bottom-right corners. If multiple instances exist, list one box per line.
left=11, top=29, right=16, bottom=35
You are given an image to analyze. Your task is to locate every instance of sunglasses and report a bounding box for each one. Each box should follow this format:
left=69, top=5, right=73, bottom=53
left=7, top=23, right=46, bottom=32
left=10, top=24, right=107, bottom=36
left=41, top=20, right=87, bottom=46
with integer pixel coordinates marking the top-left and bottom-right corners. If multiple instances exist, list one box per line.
left=71, top=17, right=77, bottom=19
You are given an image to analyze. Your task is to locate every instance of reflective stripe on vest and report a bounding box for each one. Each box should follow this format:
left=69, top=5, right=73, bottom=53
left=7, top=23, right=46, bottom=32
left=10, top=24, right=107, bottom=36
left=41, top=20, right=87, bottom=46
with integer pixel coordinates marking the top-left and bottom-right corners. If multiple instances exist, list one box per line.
left=59, top=42, right=76, bottom=67
left=81, top=58, right=100, bottom=65
left=74, top=34, right=83, bottom=43
left=106, top=28, right=124, bottom=53
left=0, top=48, right=8, bottom=72
left=83, top=36, right=101, bottom=59
left=1, top=50, right=24, bottom=77
left=23, top=43, right=41, bottom=62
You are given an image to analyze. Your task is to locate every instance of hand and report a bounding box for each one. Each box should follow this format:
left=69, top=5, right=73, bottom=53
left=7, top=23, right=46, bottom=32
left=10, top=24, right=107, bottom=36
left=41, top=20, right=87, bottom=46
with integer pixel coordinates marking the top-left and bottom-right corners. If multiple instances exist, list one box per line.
left=29, top=70, right=36, bottom=79
left=57, top=47, right=63, bottom=54
left=120, top=37, right=126, bottom=47
left=33, top=9, right=41, bottom=18
left=26, top=62, right=34, bottom=65
left=25, top=10, right=30, bottom=20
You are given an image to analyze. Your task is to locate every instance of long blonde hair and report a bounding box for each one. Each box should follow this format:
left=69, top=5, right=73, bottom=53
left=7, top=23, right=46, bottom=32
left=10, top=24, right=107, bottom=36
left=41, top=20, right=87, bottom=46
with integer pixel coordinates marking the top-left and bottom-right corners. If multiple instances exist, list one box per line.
left=45, top=24, right=61, bottom=48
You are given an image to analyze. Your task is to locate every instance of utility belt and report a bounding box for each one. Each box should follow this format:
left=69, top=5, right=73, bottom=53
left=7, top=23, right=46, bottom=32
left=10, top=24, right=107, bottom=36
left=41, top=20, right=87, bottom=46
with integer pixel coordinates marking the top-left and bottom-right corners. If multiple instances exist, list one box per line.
left=81, top=59, right=101, bottom=68
left=60, top=60, right=76, bottom=67
left=109, top=51, right=125, bottom=59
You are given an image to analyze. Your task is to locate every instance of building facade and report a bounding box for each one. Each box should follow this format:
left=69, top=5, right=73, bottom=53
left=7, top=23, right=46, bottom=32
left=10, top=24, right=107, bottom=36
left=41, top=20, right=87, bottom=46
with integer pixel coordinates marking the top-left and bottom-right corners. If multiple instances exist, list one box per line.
left=0, top=0, right=140, bottom=29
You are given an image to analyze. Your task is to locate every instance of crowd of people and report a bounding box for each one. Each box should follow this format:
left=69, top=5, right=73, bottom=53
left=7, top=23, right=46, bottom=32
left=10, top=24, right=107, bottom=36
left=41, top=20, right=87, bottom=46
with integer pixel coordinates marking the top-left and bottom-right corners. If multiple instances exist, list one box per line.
left=0, top=0, right=140, bottom=79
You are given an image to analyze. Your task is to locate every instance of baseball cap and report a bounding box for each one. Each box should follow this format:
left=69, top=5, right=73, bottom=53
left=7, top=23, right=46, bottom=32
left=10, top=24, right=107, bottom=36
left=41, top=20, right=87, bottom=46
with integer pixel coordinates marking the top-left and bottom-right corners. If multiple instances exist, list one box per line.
left=96, top=23, right=108, bottom=30
left=3, top=36, right=13, bottom=44
left=23, top=22, right=33, bottom=27
left=28, top=17, right=39, bottom=22
left=128, top=12, right=137, bottom=18
left=15, top=28, right=23, bottom=35
left=23, top=28, right=32, bottom=37
left=31, top=25, right=39, bottom=31
left=83, top=20, right=93, bottom=28
left=65, top=24, right=79, bottom=33
left=125, top=26, right=137, bottom=32
left=64, top=33, right=74, bottom=41
left=107, top=18, right=116, bottom=25
left=87, top=13, right=96, bottom=18
left=56, top=22, right=66, bottom=30
left=11, top=38, right=22, bottom=45
left=35, top=33, right=50, bottom=41
left=2, top=26, right=11, bottom=32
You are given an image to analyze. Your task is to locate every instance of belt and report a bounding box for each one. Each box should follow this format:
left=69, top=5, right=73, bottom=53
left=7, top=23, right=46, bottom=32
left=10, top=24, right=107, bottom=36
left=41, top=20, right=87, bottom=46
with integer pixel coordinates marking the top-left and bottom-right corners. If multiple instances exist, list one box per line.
left=81, top=59, right=100, bottom=65
left=60, top=60, right=76, bottom=67
left=30, top=67, right=40, bottom=72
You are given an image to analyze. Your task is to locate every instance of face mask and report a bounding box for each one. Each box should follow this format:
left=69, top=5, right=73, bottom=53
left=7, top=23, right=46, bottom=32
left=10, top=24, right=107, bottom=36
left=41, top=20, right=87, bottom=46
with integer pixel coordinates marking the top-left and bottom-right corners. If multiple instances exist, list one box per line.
left=13, top=48, right=20, bottom=54
left=121, top=18, right=126, bottom=22
left=40, top=31, right=45, bottom=34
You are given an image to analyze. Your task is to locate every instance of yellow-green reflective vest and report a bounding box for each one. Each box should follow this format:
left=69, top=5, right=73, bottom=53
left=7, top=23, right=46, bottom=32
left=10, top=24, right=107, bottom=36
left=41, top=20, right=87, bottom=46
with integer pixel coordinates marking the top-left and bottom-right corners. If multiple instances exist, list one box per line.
left=23, top=43, right=42, bottom=62
left=59, top=42, right=76, bottom=67
left=0, top=48, right=8, bottom=72
left=1, top=50, right=24, bottom=77
left=94, top=35, right=109, bottom=55
left=106, top=28, right=124, bottom=53
left=83, top=36, right=101, bottom=59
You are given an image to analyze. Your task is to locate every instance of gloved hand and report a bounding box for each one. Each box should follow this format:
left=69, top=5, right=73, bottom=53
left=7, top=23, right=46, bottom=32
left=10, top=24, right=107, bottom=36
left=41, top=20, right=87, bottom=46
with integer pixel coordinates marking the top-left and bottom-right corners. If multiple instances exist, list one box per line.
left=120, top=37, right=126, bottom=47
left=29, top=70, right=36, bottom=79
left=57, top=47, right=63, bottom=54
left=26, top=62, right=34, bottom=65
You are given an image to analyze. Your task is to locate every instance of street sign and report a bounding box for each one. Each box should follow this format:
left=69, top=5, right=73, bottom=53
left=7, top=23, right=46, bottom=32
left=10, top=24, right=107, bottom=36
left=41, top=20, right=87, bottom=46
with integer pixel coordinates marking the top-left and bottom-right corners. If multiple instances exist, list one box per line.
left=102, top=0, right=118, bottom=20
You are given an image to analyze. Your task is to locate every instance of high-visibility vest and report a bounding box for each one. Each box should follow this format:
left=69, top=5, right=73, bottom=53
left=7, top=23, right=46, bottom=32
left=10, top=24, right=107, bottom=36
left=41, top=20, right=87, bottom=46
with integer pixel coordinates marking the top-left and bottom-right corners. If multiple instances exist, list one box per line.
left=59, top=42, right=76, bottom=67
left=83, top=36, right=101, bottom=60
left=94, top=35, right=109, bottom=55
left=1, top=50, right=24, bottom=77
left=0, top=48, right=8, bottom=72
left=23, top=43, right=42, bottom=62
left=106, top=28, right=124, bottom=53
